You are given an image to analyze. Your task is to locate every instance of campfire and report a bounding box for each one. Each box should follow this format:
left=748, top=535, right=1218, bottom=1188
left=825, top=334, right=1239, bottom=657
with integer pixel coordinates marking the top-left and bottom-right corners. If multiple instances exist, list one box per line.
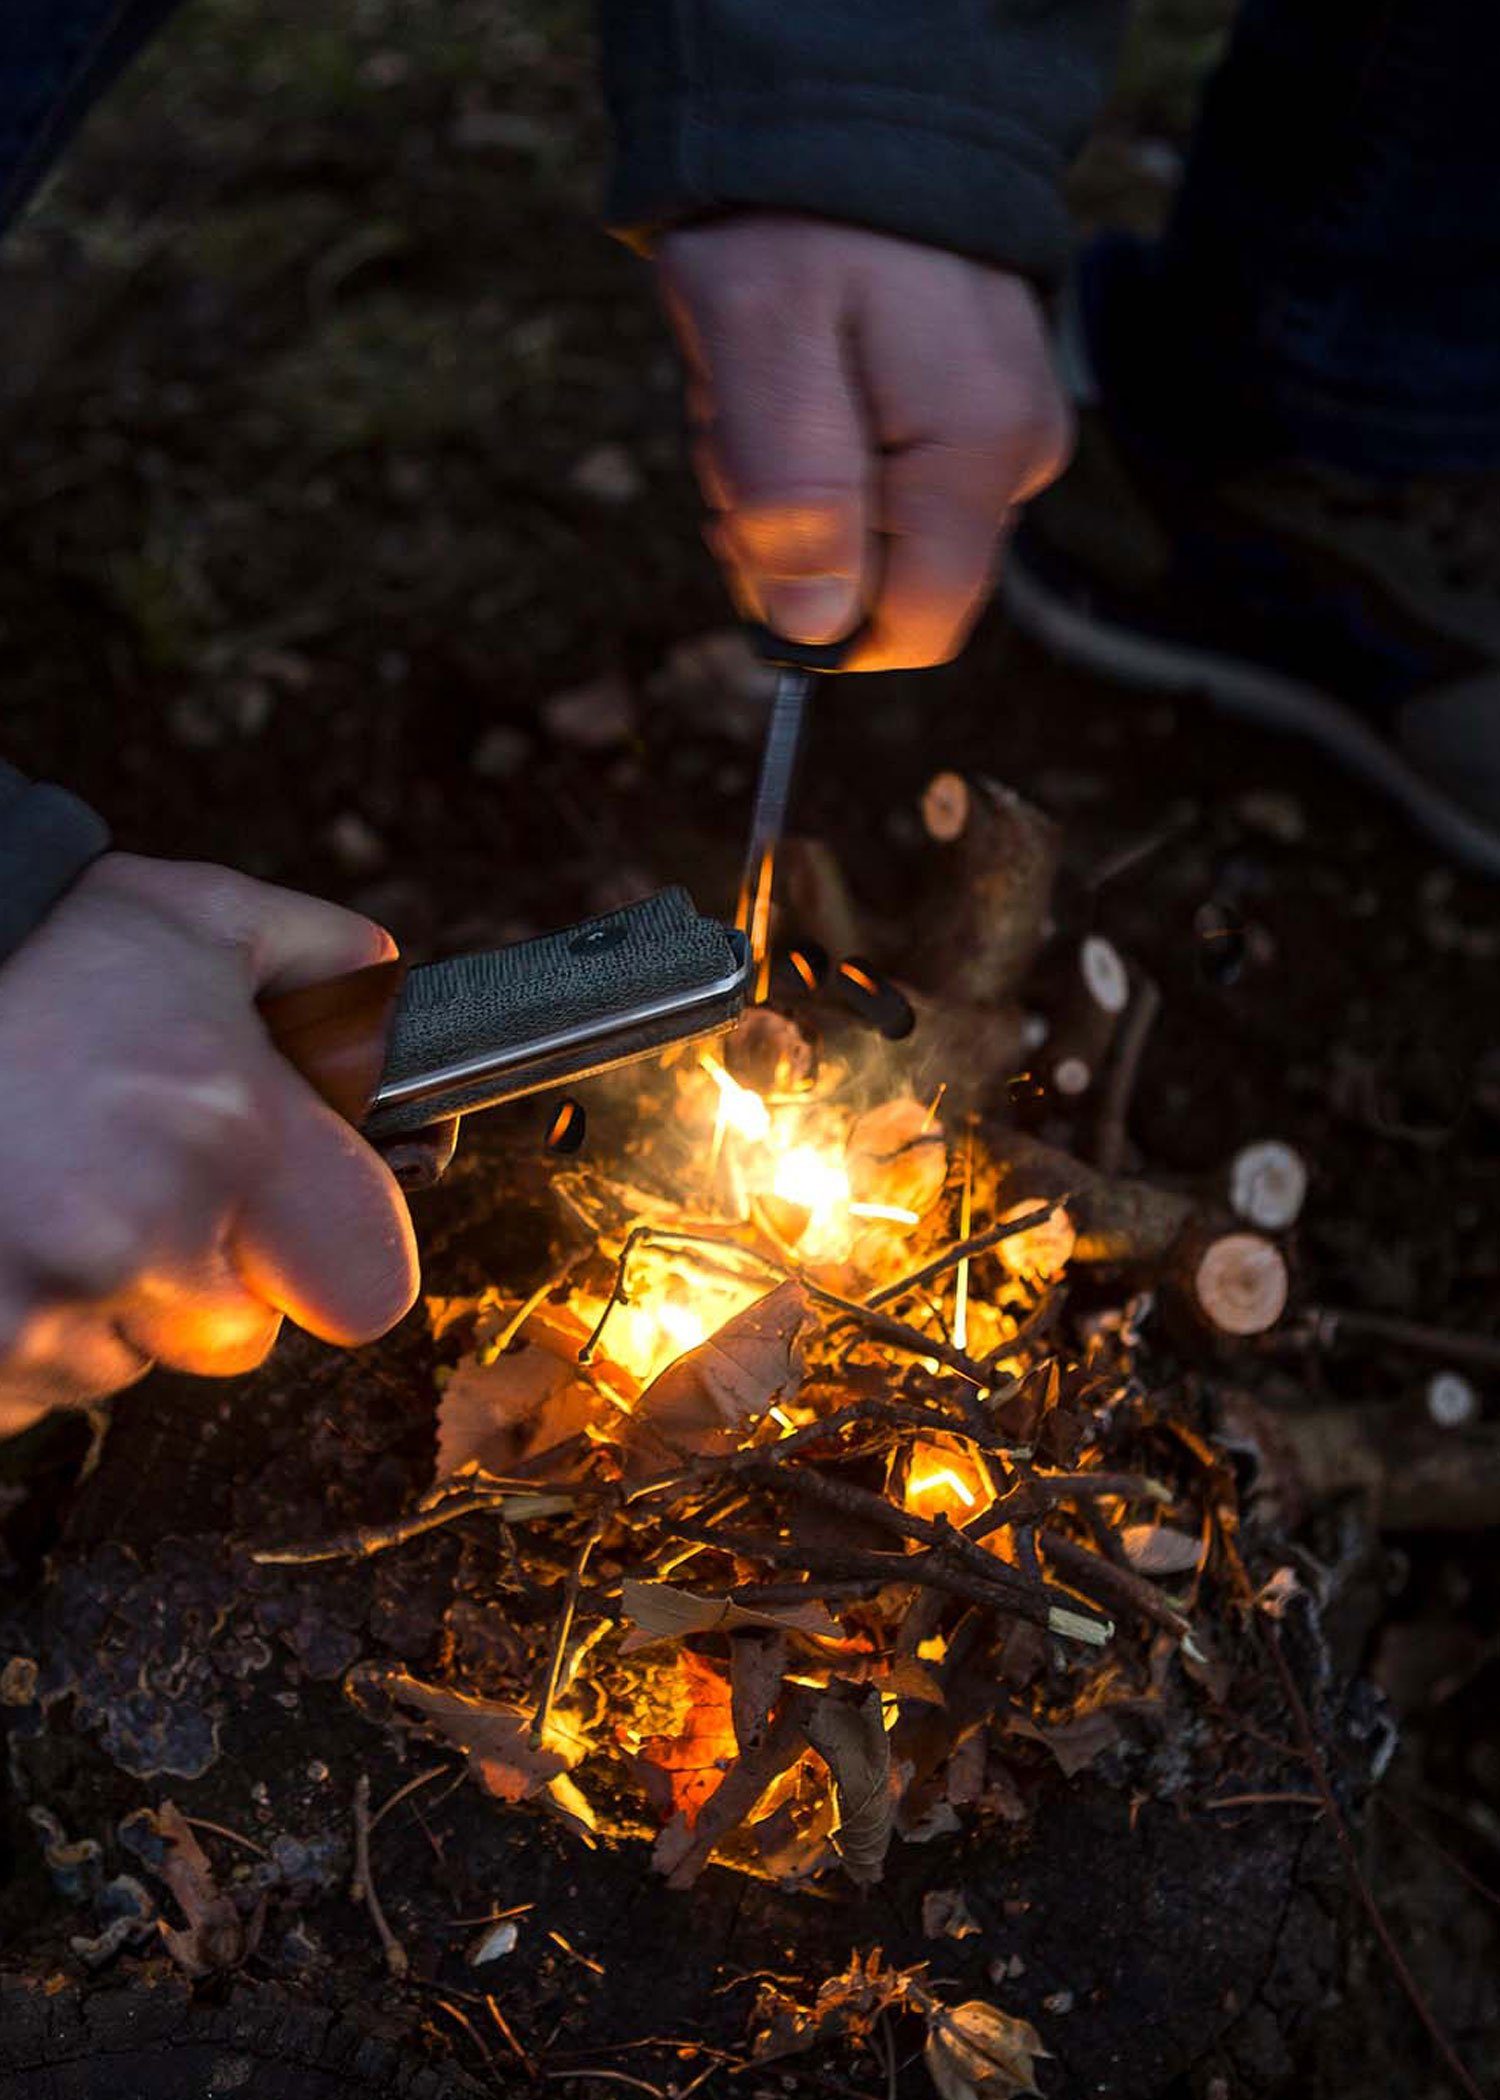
left=249, top=769, right=1304, bottom=2087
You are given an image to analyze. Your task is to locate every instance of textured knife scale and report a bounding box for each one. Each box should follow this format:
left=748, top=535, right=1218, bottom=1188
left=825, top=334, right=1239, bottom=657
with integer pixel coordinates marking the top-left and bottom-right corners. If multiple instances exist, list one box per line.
left=362, top=887, right=745, bottom=1139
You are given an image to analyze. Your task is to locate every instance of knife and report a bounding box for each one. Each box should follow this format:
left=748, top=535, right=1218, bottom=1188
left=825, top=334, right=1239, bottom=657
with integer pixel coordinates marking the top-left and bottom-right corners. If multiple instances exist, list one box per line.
left=259, top=886, right=751, bottom=1142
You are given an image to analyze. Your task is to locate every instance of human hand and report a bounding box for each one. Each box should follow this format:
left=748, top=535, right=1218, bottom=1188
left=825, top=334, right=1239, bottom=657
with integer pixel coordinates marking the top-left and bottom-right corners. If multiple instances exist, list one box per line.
left=657, top=213, right=1071, bottom=672
left=0, top=854, right=419, bottom=1437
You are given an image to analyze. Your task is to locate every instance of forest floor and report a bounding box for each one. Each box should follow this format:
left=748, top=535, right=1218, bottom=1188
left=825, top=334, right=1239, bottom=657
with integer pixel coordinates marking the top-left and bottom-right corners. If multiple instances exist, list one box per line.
left=1, top=4, right=1497, bottom=2097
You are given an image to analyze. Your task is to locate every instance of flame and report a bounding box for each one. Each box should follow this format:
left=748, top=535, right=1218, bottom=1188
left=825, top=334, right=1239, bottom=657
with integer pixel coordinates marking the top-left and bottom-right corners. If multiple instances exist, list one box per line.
left=701, top=1052, right=772, bottom=1143
left=771, top=1145, right=850, bottom=1216
left=904, top=1438, right=991, bottom=1521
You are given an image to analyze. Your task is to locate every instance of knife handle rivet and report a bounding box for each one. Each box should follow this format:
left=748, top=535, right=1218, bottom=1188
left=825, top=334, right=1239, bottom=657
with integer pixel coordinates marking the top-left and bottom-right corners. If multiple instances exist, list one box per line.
left=569, top=922, right=627, bottom=957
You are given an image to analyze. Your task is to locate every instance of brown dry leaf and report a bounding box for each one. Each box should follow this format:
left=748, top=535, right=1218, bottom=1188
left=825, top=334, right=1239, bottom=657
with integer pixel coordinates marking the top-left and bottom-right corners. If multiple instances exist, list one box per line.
left=751, top=1949, right=918, bottom=2061
left=1120, top=1524, right=1205, bottom=1577
left=846, top=1098, right=948, bottom=1219
left=435, top=1345, right=593, bottom=1481
left=730, top=1629, right=790, bottom=1753
left=925, top=1999, right=1049, bottom=2100
left=375, top=1669, right=588, bottom=1802
left=1007, top=1707, right=1122, bottom=1778
left=633, top=1648, right=738, bottom=1825
left=923, top=1887, right=981, bottom=1941
left=619, top=1578, right=839, bottom=1652
left=626, top=1280, right=810, bottom=1465
left=129, top=1802, right=253, bottom=1979
left=801, top=1682, right=893, bottom=1885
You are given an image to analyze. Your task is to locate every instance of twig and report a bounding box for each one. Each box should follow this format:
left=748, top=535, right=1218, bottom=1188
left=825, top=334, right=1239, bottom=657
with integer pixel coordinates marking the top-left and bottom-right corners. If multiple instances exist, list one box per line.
left=580, top=1224, right=1005, bottom=1387
left=179, top=1816, right=267, bottom=1858
left=429, top=1994, right=497, bottom=2078
left=351, top=1772, right=408, bottom=1978
left=1203, top=1791, right=1323, bottom=1812
left=531, top=1521, right=602, bottom=1750
left=250, top=1486, right=576, bottom=1567
left=487, top=1994, right=538, bottom=2077
left=368, top=1762, right=453, bottom=1833
left=1040, top=1532, right=1191, bottom=1641
left=1094, top=973, right=1161, bottom=1176
left=1298, top=1306, right=1500, bottom=1379
left=865, top=1201, right=1063, bottom=1310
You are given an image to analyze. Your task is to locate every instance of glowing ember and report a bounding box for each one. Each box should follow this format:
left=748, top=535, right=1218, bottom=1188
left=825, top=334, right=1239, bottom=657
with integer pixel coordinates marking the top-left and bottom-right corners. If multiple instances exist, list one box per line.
left=902, top=1437, right=992, bottom=1522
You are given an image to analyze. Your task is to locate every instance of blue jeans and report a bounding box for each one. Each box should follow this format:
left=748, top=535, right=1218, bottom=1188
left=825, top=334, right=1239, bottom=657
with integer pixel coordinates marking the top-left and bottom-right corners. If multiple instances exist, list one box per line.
left=1091, top=0, right=1500, bottom=478
left=4, top=0, right=1499, bottom=478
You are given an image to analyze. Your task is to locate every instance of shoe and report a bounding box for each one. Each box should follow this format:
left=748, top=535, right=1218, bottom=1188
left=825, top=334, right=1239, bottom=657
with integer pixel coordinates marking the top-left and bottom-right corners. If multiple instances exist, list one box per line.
left=1004, top=249, right=1500, bottom=877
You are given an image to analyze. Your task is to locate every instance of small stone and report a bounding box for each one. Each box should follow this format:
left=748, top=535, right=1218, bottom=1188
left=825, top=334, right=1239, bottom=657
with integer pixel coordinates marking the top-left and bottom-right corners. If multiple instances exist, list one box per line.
left=1236, top=788, right=1306, bottom=843
left=305, top=1759, right=330, bottom=1784
left=472, top=723, right=532, bottom=779
left=324, top=811, right=386, bottom=875
left=569, top=443, right=643, bottom=505
left=541, top=672, right=636, bottom=751
left=0, top=1655, right=38, bottom=1706
left=1042, top=1989, right=1074, bottom=2015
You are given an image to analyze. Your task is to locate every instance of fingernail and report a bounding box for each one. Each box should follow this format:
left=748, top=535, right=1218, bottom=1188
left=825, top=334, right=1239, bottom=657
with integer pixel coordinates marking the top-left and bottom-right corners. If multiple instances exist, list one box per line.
left=762, top=577, right=859, bottom=646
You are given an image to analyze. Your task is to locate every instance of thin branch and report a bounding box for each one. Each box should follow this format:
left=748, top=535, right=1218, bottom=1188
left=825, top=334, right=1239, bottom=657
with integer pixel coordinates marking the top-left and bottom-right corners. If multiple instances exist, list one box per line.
left=865, top=1201, right=1063, bottom=1310
left=351, top=1772, right=408, bottom=1979
left=531, top=1521, right=602, bottom=1750
left=1094, top=972, right=1161, bottom=1176
left=250, top=1486, right=577, bottom=1567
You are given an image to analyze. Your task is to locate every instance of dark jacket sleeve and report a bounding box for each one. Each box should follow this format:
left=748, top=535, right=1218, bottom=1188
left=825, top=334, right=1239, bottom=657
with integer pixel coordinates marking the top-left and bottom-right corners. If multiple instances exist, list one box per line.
left=600, top=0, right=1128, bottom=283
left=0, top=762, right=111, bottom=968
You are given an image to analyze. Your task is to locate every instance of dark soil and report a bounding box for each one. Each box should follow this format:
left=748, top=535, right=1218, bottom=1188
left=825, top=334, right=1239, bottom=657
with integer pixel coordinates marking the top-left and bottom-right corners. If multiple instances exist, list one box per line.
left=1, top=3, right=1498, bottom=2097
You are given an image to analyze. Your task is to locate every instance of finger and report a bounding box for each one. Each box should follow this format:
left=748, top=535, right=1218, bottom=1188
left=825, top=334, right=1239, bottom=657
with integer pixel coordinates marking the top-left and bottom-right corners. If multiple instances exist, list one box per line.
left=110, top=1252, right=284, bottom=1377
left=663, top=250, right=870, bottom=645
left=0, top=1296, right=152, bottom=1431
left=100, top=857, right=398, bottom=999
left=232, top=1075, right=418, bottom=1346
left=850, top=260, right=1066, bottom=669
left=856, top=446, right=1016, bottom=672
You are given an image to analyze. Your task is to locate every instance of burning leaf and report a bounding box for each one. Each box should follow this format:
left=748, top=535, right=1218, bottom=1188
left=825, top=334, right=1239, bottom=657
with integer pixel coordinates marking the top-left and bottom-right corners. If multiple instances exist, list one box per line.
left=751, top=1949, right=917, bottom=2060
left=846, top=1098, right=947, bottom=1220
left=654, top=1705, right=809, bottom=1888
left=801, top=1682, right=892, bottom=1886
left=1120, top=1524, right=1204, bottom=1577
left=371, top=1669, right=588, bottom=1802
left=626, top=1280, right=810, bottom=1466
left=118, top=1802, right=255, bottom=1979
left=632, top=1648, right=738, bottom=1824
left=924, top=1999, right=1049, bottom=2100
left=730, top=1628, right=789, bottom=1753
left=619, top=1578, right=839, bottom=1652
left=434, top=1297, right=630, bottom=1483
left=923, top=1887, right=981, bottom=1941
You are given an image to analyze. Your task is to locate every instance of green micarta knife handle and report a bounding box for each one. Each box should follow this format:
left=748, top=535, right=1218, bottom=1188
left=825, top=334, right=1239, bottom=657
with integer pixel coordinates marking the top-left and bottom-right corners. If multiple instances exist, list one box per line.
left=363, top=886, right=749, bottom=1139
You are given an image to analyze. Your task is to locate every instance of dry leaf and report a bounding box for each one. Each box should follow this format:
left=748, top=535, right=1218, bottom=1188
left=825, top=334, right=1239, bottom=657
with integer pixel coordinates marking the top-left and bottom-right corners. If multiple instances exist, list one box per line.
left=1008, top=1707, right=1121, bottom=1778
left=434, top=1297, right=631, bottom=1483
left=751, top=1950, right=917, bottom=2060
left=801, top=1682, right=892, bottom=1885
left=120, top=1802, right=254, bottom=1979
left=632, top=1649, right=738, bottom=1824
left=923, top=1887, right=981, bottom=1941
left=626, top=1281, right=809, bottom=1466
left=374, top=1669, right=588, bottom=1802
left=1120, top=1524, right=1204, bottom=1577
left=654, top=1705, right=809, bottom=1887
left=846, top=1098, right=948, bottom=1219
left=925, top=1999, right=1049, bottom=2100
left=730, top=1629, right=790, bottom=1753
left=619, top=1578, right=839, bottom=1651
